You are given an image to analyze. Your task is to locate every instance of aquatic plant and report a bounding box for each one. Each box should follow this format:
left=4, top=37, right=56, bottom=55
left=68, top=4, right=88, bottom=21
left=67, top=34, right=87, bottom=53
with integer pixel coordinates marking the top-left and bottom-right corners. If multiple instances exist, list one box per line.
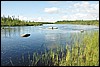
left=8, top=31, right=99, bottom=66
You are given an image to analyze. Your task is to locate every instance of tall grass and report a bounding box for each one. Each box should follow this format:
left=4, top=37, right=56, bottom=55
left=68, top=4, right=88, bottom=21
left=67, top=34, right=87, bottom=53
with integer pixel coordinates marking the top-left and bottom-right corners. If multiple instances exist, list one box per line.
left=60, top=31, right=99, bottom=66
left=8, top=31, right=99, bottom=66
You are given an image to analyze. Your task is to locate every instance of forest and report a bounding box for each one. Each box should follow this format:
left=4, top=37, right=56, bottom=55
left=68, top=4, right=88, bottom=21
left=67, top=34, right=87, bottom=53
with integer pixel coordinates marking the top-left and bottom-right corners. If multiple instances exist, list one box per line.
left=1, top=15, right=53, bottom=26
left=55, top=20, right=99, bottom=26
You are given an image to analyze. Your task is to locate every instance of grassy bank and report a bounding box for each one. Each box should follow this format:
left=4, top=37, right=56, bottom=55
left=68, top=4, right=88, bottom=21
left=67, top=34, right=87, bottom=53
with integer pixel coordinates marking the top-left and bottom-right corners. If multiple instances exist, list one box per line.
left=8, top=31, right=99, bottom=66
left=55, top=20, right=99, bottom=26
left=60, top=31, right=99, bottom=66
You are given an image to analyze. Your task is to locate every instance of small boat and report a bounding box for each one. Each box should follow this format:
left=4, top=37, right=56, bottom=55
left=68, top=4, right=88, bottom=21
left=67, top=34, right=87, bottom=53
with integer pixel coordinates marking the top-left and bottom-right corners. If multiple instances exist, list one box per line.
left=21, top=34, right=30, bottom=37
left=80, top=30, right=84, bottom=33
left=48, top=27, right=58, bottom=29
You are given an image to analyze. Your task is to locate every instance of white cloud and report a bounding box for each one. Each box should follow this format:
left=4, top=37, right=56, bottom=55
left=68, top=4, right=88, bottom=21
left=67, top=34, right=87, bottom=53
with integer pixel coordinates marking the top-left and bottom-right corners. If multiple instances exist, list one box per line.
left=61, top=12, right=98, bottom=21
left=74, top=2, right=80, bottom=7
left=61, top=15, right=78, bottom=20
left=70, top=1, right=99, bottom=20
left=18, top=16, right=27, bottom=21
left=82, top=1, right=90, bottom=8
left=17, top=16, right=34, bottom=22
left=46, top=17, right=56, bottom=22
left=61, top=15, right=68, bottom=20
left=34, top=17, right=56, bottom=22
left=94, top=3, right=99, bottom=10
left=74, top=1, right=90, bottom=8
left=48, top=1, right=59, bottom=3
left=74, top=1, right=99, bottom=12
left=28, top=18, right=34, bottom=22
left=44, top=7, right=59, bottom=14
left=33, top=17, right=44, bottom=22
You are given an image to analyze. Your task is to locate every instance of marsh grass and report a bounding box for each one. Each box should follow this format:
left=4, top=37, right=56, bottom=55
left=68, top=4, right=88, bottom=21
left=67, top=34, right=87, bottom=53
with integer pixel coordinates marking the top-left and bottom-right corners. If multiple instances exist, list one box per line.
left=8, top=31, right=99, bottom=66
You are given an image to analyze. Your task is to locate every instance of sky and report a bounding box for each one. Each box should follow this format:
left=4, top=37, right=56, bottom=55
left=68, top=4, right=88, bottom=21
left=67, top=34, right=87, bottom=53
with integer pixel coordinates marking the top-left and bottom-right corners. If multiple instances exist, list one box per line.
left=1, top=1, right=99, bottom=22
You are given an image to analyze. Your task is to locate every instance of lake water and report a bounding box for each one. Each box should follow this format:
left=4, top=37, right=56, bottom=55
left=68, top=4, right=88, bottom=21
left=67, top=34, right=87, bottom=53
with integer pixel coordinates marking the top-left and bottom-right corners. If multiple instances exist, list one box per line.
left=1, top=24, right=99, bottom=66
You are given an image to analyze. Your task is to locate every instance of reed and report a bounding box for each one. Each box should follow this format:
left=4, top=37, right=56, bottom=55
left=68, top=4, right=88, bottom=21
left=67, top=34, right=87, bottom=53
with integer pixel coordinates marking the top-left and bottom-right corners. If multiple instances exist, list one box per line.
left=8, top=31, right=99, bottom=66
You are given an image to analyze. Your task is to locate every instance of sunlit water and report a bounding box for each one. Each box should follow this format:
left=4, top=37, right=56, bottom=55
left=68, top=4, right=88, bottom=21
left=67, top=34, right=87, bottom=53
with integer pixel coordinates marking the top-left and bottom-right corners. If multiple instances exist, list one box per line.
left=1, top=24, right=99, bottom=66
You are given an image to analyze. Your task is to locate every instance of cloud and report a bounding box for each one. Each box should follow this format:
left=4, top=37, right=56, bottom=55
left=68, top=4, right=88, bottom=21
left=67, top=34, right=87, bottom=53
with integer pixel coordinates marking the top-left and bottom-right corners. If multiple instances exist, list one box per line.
left=45, top=17, right=56, bottom=22
left=33, top=17, right=44, bottom=22
left=44, top=7, right=59, bottom=14
left=71, top=1, right=99, bottom=20
left=18, top=16, right=27, bottom=21
left=74, top=2, right=80, bottom=7
left=34, top=17, right=56, bottom=22
left=48, top=1, right=59, bottom=3
left=61, top=12, right=98, bottom=21
left=73, top=1, right=99, bottom=12
left=74, top=1, right=90, bottom=8
left=61, top=15, right=68, bottom=20
left=16, top=16, right=34, bottom=22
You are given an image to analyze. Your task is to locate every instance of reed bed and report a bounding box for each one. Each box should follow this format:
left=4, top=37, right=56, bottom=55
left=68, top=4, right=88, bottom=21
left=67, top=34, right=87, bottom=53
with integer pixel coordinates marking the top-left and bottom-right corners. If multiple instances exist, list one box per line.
left=8, top=31, right=99, bottom=66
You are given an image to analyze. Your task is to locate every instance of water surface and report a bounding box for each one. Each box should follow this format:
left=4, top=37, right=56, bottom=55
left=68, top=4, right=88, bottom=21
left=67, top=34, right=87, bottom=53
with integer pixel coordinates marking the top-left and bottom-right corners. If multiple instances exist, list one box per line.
left=1, top=24, right=99, bottom=66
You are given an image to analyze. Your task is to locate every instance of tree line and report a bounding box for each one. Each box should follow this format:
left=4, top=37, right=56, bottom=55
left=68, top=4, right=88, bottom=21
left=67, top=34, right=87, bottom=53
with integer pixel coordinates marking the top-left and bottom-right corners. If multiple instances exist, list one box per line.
left=1, top=15, right=53, bottom=26
left=1, top=15, right=99, bottom=26
left=55, top=20, right=99, bottom=26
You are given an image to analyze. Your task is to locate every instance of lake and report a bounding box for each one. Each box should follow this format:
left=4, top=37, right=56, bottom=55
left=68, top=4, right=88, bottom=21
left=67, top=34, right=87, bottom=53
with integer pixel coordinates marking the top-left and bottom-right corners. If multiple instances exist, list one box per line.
left=1, top=24, right=99, bottom=66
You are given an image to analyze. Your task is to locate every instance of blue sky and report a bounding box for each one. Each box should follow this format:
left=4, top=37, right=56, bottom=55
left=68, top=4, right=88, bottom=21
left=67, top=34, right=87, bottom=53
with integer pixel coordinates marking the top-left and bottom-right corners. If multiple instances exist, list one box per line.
left=1, top=1, right=99, bottom=22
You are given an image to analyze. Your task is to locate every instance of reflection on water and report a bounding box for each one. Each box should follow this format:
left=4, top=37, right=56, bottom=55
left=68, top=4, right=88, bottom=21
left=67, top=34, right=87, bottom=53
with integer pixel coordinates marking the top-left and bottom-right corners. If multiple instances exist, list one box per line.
left=1, top=27, right=20, bottom=38
left=1, top=24, right=99, bottom=66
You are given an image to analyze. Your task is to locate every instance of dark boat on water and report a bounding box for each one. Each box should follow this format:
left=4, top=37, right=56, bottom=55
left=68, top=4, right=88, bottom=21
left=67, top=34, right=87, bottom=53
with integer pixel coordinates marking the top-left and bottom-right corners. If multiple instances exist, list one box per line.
left=21, top=34, right=30, bottom=37
left=48, top=27, right=58, bottom=29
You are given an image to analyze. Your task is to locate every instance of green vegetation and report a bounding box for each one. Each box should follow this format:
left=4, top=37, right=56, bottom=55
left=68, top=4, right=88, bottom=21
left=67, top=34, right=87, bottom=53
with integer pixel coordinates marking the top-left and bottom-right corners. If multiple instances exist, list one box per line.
left=1, top=15, right=53, bottom=26
left=9, top=31, right=99, bottom=66
left=61, top=31, right=99, bottom=66
left=1, top=15, right=99, bottom=27
left=55, top=20, right=99, bottom=26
